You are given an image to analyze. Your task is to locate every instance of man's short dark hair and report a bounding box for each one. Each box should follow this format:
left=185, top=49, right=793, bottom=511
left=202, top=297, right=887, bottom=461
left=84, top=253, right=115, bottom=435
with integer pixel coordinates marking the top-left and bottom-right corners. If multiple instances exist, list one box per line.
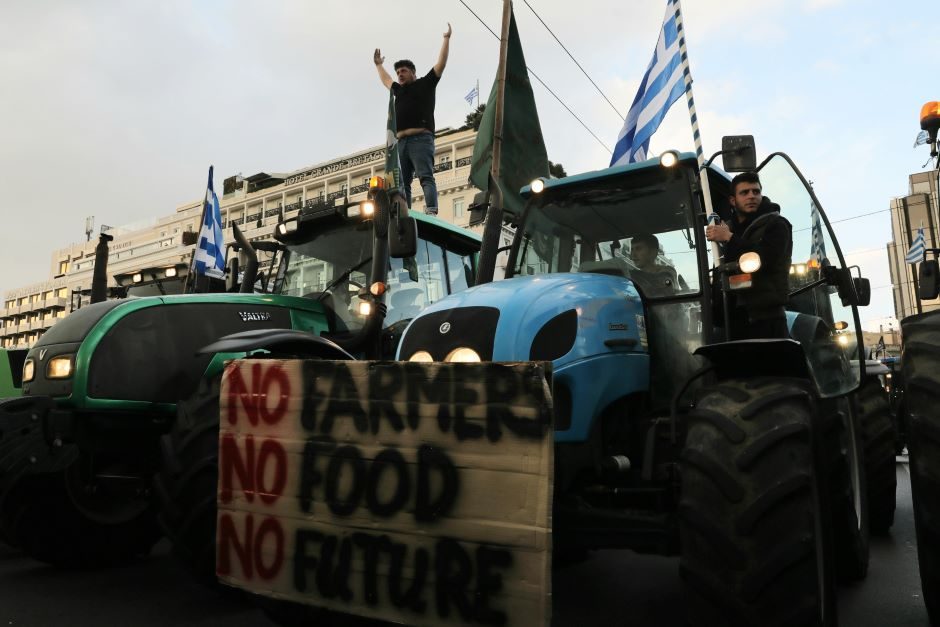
left=632, top=233, right=659, bottom=250
left=730, top=171, right=761, bottom=194
left=394, top=59, right=416, bottom=72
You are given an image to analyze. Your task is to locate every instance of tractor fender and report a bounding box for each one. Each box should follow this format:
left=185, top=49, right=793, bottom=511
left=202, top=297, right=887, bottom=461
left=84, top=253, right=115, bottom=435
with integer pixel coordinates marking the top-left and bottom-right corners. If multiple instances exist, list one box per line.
left=197, top=328, right=355, bottom=361
left=0, top=396, right=78, bottom=508
left=695, top=338, right=813, bottom=383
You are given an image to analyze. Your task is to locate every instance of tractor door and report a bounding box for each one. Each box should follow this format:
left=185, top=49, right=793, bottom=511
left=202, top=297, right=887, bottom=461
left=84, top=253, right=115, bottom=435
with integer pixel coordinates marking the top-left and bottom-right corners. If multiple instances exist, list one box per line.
left=757, top=154, right=862, bottom=396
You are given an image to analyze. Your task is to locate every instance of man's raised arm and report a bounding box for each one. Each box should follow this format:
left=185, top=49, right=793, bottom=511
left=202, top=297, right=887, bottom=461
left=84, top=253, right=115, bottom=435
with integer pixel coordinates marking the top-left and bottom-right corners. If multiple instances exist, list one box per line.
left=374, top=48, right=394, bottom=90
left=432, top=23, right=452, bottom=77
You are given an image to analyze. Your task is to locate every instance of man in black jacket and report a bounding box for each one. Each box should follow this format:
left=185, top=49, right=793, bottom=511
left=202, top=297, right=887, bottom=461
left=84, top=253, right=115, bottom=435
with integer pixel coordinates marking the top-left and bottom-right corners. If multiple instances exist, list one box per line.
left=706, top=171, right=793, bottom=339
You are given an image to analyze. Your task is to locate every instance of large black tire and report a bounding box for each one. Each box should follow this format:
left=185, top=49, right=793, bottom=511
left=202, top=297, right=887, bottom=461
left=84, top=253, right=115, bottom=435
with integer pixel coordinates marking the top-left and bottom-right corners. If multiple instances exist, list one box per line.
left=679, top=378, right=836, bottom=627
left=901, top=312, right=940, bottom=625
left=153, top=376, right=222, bottom=584
left=2, top=462, right=160, bottom=568
left=857, top=377, right=897, bottom=535
left=823, top=397, right=869, bottom=582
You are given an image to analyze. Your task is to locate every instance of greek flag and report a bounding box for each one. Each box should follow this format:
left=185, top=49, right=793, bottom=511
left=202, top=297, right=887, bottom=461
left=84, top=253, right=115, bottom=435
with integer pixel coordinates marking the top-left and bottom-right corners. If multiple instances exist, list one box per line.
left=464, top=85, right=479, bottom=105
left=194, top=166, right=226, bottom=278
left=610, top=0, right=685, bottom=166
left=906, top=227, right=926, bottom=264
left=810, top=201, right=827, bottom=265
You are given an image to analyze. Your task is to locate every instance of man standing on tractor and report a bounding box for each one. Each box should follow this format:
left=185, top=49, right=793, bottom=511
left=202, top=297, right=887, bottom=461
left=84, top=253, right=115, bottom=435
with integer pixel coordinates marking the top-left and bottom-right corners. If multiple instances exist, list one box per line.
left=373, top=23, right=451, bottom=216
left=706, top=171, right=793, bottom=339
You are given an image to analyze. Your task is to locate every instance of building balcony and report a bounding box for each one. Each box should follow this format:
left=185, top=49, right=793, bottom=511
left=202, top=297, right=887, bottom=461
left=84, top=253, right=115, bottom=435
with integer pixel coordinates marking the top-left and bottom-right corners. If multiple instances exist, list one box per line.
left=327, top=190, right=346, bottom=202
left=349, top=183, right=369, bottom=195
left=433, top=161, right=453, bottom=173
left=246, top=213, right=262, bottom=223
left=265, top=208, right=281, bottom=218
left=39, top=297, right=67, bottom=310
left=455, top=156, right=472, bottom=168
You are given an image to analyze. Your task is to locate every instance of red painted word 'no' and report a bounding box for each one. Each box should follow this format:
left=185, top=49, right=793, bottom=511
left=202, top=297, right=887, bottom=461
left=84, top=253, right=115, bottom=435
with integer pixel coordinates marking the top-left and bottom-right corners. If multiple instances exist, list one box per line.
left=226, top=362, right=291, bottom=426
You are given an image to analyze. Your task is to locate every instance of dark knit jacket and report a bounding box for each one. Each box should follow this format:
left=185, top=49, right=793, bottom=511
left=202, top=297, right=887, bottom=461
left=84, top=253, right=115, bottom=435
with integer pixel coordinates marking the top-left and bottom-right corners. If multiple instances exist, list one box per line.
left=724, top=197, right=793, bottom=319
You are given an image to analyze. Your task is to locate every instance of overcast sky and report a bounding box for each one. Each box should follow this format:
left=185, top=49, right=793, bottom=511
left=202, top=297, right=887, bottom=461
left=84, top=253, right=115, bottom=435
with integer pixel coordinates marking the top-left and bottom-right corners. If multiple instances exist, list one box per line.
left=2, top=0, right=938, bottom=330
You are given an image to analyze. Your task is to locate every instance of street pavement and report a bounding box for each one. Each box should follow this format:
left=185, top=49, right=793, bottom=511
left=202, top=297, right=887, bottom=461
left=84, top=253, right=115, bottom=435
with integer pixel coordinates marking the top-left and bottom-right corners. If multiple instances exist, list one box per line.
left=0, top=459, right=929, bottom=626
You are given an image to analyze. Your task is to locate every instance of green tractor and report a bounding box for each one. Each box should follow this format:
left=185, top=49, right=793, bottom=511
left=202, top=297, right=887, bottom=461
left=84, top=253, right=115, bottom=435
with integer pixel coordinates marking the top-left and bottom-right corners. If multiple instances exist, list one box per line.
left=0, top=185, right=480, bottom=569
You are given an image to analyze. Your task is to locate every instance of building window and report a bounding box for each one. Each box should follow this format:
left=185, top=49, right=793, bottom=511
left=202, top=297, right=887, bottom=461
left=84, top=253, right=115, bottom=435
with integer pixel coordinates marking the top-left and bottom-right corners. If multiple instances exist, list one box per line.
left=58, top=260, right=69, bottom=275
left=453, top=198, right=465, bottom=218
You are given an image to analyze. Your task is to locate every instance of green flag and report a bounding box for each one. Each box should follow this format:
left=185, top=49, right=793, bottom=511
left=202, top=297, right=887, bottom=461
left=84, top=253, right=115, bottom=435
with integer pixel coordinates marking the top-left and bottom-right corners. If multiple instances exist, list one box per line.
left=469, top=7, right=549, bottom=219
left=385, top=90, right=405, bottom=196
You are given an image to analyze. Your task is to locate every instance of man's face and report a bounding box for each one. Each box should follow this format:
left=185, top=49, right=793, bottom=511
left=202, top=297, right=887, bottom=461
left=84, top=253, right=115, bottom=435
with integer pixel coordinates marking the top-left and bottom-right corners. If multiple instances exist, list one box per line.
left=731, top=182, right=763, bottom=214
left=631, top=241, right=657, bottom=269
left=396, top=66, right=416, bottom=85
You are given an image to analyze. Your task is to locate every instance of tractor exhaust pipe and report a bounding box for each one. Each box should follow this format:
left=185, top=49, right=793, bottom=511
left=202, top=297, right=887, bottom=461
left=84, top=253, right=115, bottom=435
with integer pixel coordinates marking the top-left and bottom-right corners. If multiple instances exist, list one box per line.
left=231, top=223, right=258, bottom=293
left=90, top=232, right=114, bottom=304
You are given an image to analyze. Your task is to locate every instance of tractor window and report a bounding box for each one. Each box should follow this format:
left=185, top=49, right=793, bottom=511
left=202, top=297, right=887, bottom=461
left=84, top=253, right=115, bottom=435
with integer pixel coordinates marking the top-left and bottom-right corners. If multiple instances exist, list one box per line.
left=445, top=248, right=473, bottom=293
left=512, top=170, right=701, bottom=299
left=278, top=223, right=374, bottom=333
left=758, top=154, right=859, bottom=396
left=386, top=240, right=448, bottom=326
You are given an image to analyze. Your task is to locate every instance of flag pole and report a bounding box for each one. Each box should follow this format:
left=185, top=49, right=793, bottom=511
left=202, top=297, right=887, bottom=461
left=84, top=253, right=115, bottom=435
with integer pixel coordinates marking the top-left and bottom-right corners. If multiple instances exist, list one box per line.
left=475, top=0, right=513, bottom=286
left=491, top=0, right=512, bottom=190
left=476, top=78, right=480, bottom=109
left=184, top=166, right=213, bottom=294
left=673, top=1, right=720, bottom=267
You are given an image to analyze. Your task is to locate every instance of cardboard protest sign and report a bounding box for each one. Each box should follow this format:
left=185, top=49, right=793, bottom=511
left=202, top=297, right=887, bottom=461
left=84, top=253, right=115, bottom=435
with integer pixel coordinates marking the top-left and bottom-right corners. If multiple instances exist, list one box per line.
left=216, top=359, right=553, bottom=627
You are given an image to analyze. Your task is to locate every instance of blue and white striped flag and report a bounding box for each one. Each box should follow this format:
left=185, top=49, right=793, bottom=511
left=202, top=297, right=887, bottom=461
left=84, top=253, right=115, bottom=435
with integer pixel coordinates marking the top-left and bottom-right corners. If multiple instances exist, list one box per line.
left=194, top=166, right=226, bottom=279
left=610, top=0, right=686, bottom=166
left=810, top=201, right=828, bottom=265
left=464, top=85, right=479, bottom=105
left=906, top=227, right=926, bottom=264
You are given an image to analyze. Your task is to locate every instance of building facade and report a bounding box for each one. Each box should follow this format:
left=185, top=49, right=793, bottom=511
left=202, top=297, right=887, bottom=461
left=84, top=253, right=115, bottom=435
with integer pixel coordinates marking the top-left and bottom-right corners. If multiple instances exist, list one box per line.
left=887, top=169, right=940, bottom=320
left=1, top=127, right=486, bottom=349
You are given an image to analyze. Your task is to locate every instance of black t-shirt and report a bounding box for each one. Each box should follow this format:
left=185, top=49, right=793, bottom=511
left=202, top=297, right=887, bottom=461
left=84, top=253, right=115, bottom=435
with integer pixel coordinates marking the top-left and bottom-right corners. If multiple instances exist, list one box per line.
left=391, top=68, right=440, bottom=132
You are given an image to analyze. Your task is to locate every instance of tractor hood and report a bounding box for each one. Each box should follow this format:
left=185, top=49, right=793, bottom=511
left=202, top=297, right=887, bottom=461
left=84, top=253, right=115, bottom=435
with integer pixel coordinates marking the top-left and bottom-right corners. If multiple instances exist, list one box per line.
left=397, top=273, right=647, bottom=366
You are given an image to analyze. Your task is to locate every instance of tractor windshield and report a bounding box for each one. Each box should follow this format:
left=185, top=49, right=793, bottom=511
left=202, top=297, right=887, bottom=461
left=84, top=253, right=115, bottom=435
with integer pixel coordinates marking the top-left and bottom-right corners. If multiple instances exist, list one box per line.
left=277, top=222, right=374, bottom=333
left=512, top=169, right=703, bottom=299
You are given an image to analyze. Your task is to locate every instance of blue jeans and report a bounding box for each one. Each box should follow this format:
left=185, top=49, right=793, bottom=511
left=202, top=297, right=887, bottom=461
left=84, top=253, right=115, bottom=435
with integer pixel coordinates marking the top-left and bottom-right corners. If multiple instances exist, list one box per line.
left=398, top=132, right=438, bottom=213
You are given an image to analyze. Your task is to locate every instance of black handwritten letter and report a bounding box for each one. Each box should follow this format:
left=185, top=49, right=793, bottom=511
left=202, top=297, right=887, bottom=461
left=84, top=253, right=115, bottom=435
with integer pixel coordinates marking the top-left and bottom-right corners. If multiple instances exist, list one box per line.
left=368, top=364, right=404, bottom=434
left=365, top=448, right=410, bottom=517
left=325, top=445, right=366, bottom=516
left=415, top=445, right=459, bottom=523
left=434, top=538, right=473, bottom=620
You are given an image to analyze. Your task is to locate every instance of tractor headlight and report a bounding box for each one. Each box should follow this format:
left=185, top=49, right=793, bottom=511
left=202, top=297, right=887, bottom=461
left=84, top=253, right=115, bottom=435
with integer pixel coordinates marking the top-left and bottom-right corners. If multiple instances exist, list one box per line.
left=408, top=351, right=434, bottom=363
left=836, top=335, right=849, bottom=347
left=277, top=219, right=298, bottom=236
left=445, top=347, right=481, bottom=363
left=738, top=252, right=762, bottom=273
left=47, top=355, right=75, bottom=379
left=530, top=178, right=546, bottom=194
left=659, top=150, right=679, bottom=168
left=358, top=301, right=372, bottom=316
left=23, top=359, right=35, bottom=383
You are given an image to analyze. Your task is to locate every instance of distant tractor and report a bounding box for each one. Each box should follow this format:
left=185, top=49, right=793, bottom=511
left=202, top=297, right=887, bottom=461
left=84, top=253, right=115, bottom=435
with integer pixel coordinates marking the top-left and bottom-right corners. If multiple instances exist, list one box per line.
left=0, top=181, right=480, bottom=570
left=900, top=100, right=940, bottom=627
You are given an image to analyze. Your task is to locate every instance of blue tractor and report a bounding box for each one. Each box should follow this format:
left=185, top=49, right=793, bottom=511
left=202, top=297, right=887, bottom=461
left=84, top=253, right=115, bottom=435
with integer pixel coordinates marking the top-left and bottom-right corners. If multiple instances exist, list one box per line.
left=397, top=139, right=882, bottom=627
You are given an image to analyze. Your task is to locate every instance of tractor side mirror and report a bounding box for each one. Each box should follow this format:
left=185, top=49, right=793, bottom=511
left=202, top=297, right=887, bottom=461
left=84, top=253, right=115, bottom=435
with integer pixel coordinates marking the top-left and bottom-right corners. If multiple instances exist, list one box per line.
left=853, top=277, right=871, bottom=307
left=389, top=216, right=418, bottom=259
left=468, top=189, right=489, bottom=227
left=919, top=259, right=940, bottom=300
left=720, top=135, right=757, bottom=172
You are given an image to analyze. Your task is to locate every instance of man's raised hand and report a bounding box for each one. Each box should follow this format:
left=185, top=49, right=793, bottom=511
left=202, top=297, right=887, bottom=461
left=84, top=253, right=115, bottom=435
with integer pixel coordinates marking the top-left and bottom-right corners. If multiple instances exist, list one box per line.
left=374, top=48, right=384, bottom=66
